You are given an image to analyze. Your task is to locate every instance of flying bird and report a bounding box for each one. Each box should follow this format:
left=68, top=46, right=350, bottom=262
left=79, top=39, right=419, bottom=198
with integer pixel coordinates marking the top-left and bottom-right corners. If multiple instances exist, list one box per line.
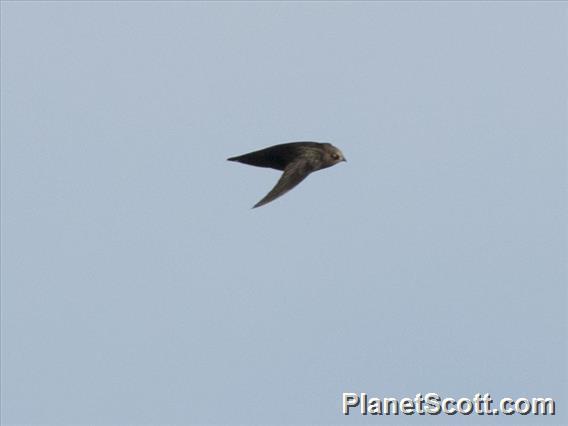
left=227, top=142, right=346, bottom=208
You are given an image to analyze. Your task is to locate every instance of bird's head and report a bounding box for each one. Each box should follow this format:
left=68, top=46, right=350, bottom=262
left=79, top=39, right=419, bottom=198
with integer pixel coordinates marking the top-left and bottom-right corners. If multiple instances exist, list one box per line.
left=323, top=143, right=347, bottom=166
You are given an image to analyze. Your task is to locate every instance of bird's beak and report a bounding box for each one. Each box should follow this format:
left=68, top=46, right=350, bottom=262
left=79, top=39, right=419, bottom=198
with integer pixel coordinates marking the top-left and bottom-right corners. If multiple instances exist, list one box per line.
left=342, top=157, right=347, bottom=162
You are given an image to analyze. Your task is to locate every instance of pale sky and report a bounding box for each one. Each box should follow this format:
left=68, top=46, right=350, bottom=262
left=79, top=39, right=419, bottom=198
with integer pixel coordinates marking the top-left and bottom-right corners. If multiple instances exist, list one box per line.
left=1, top=2, right=566, bottom=425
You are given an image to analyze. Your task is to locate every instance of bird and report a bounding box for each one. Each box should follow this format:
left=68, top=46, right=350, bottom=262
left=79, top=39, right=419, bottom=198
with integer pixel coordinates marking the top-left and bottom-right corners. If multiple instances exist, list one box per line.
left=227, top=141, right=346, bottom=208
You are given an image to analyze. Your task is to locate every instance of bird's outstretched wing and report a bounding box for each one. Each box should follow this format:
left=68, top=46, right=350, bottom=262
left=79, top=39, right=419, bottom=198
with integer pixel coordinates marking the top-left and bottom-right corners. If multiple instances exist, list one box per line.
left=227, top=142, right=322, bottom=171
left=253, top=159, right=314, bottom=208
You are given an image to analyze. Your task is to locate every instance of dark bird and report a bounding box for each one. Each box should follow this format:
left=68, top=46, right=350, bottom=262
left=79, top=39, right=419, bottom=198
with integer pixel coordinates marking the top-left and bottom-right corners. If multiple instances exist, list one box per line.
left=228, top=141, right=346, bottom=208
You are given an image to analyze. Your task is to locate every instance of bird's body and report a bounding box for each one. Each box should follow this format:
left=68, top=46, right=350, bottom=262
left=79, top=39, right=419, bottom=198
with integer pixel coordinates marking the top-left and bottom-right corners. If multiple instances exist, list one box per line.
left=228, top=142, right=346, bottom=208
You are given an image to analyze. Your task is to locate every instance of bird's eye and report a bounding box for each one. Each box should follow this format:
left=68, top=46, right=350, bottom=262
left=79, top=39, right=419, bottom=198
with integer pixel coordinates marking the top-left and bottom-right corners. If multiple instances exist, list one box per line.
left=331, top=153, right=340, bottom=160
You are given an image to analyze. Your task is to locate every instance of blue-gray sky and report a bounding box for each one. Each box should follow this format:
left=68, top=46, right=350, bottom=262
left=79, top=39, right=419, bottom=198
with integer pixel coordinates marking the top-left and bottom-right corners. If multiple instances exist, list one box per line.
left=1, top=2, right=566, bottom=425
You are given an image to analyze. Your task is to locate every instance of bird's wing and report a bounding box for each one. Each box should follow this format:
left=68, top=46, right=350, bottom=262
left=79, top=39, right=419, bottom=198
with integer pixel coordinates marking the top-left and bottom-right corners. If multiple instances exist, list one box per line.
left=253, top=158, right=314, bottom=208
left=227, top=143, right=310, bottom=171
